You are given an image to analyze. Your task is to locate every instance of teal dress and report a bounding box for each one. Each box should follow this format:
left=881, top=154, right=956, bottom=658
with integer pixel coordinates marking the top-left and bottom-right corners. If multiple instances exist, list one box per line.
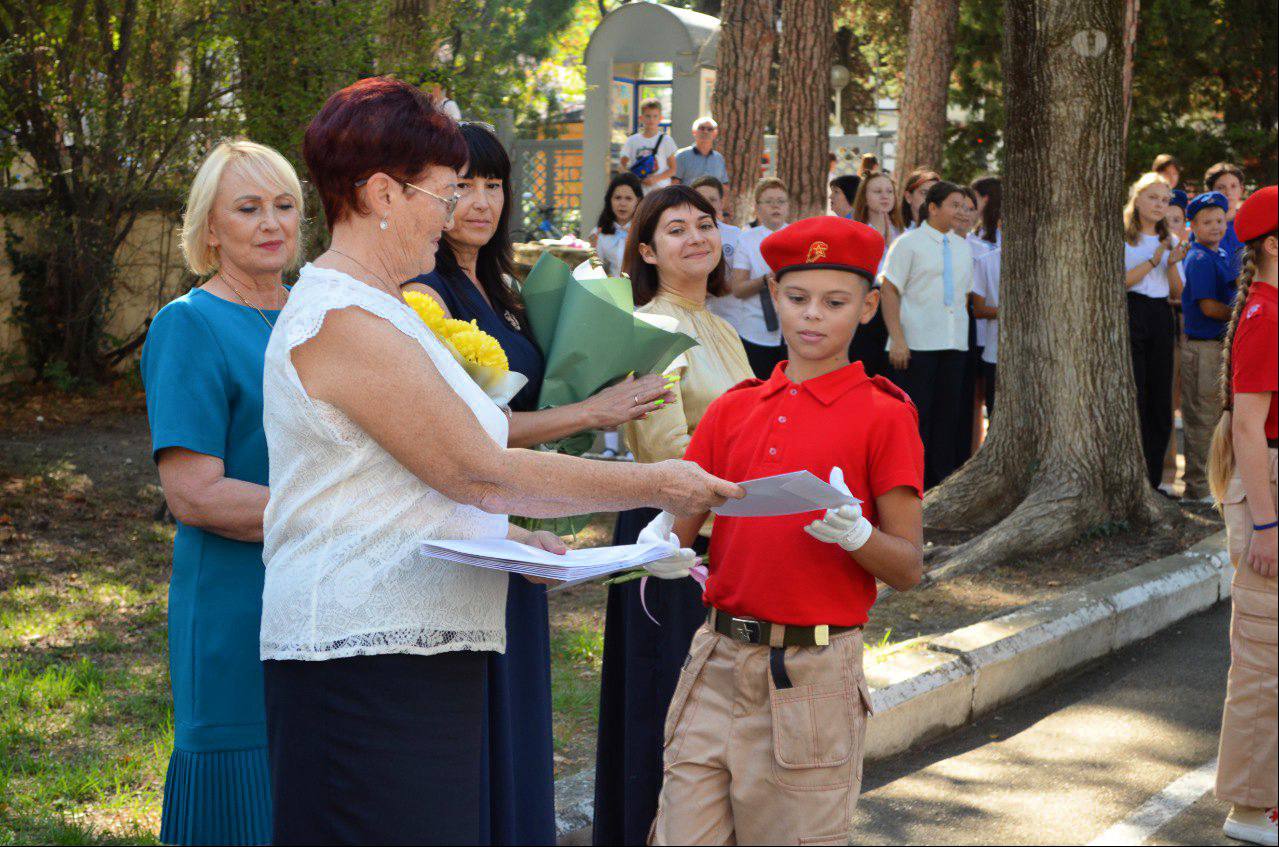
left=140, top=288, right=280, bottom=845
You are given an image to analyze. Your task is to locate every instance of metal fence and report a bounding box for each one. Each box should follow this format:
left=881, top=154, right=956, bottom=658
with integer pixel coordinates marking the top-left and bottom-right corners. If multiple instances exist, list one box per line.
left=509, top=138, right=584, bottom=239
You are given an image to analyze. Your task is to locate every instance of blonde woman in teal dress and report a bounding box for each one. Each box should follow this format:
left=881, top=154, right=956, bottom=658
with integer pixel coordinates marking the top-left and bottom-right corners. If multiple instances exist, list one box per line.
left=140, top=140, right=302, bottom=845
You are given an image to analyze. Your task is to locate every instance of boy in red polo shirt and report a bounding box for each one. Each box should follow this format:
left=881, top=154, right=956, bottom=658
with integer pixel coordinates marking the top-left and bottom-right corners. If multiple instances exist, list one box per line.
left=644, top=216, right=925, bottom=845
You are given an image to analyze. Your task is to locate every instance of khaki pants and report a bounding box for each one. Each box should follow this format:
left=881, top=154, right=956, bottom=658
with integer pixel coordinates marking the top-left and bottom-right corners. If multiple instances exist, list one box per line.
left=1216, top=448, right=1278, bottom=809
left=650, top=624, right=873, bottom=846
left=1179, top=338, right=1224, bottom=499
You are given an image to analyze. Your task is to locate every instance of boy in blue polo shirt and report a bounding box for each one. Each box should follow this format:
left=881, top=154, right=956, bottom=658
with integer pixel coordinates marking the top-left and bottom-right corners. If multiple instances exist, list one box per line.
left=1180, top=191, right=1237, bottom=501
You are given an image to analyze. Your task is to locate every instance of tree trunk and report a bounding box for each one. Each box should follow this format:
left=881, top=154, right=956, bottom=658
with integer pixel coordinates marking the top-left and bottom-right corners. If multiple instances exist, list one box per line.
left=775, top=0, right=833, bottom=219
left=1121, top=0, right=1139, bottom=140
left=712, top=0, right=775, bottom=225
left=920, top=0, right=1174, bottom=577
left=894, top=0, right=959, bottom=178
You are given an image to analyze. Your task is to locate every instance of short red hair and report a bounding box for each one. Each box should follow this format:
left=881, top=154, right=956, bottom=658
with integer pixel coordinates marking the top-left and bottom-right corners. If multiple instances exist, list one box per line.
left=303, top=77, right=467, bottom=230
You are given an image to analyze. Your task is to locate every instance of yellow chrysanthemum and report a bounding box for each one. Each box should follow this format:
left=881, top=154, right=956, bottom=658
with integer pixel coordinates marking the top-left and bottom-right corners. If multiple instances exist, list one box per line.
left=403, top=291, right=449, bottom=337
left=403, top=290, right=509, bottom=373
left=450, top=326, right=510, bottom=371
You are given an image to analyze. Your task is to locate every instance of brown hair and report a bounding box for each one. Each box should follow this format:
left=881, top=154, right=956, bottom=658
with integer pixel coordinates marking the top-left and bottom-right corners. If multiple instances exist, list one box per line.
left=1152, top=153, right=1181, bottom=175
left=901, top=168, right=941, bottom=227
left=1204, top=161, right=1245, bottom=192
left=624, top=185, right=729, bottom=307
left=1207, top=239, right=1268, bottom=502
left=858, top=153, right=879, bottom=178
left=639, top=97, right=662, bottom=114
left=851, top=172, right=904, bottom=236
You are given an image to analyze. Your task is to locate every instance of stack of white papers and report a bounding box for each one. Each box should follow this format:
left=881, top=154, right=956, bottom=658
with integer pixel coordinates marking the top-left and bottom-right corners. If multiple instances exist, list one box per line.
left=422, top=538, right=672, bottom=581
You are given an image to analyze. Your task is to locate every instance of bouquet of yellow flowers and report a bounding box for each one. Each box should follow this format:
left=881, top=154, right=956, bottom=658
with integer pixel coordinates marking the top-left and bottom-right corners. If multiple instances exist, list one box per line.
left=404, top=291, right=528, bottom=406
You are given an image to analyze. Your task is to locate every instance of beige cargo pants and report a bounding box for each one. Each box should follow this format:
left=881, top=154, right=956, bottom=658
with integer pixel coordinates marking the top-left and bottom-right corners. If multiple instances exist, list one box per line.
left=650, top=623, right=873, bottom=846
left=1216, top=448, right=1278, bottom=809
left=1180, top=338, right=1224, bottom=499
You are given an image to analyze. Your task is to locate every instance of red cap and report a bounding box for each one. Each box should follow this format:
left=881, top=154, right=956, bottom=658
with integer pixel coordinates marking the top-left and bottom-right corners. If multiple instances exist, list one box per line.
left=760, top=216, right=885, bottom=285
left=1235, top=185, right=1277, bottom=243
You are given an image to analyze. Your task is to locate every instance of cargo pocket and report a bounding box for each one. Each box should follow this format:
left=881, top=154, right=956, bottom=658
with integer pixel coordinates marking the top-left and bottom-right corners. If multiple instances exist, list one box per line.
left=1221, top=475, right=1249, bottom=566
left=769, top=677, right=857, bottom=790
left=663, top=628, right=715, bottom=751
left=1231, top=582, right=1278, bottom=673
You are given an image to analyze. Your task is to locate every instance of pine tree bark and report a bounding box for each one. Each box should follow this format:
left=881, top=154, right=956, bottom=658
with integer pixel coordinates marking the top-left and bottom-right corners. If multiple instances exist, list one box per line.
left=920, top=0, right=1174, bottom=577
left=712, top=0, right=775, bottom=224
left=894, top=0, right=959, bottom=178
left=775, top=0, right=833, bottom=219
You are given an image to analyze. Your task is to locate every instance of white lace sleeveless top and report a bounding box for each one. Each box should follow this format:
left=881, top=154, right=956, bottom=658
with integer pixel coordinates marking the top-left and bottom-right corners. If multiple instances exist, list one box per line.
left=260, top=264, right=509, bottom=661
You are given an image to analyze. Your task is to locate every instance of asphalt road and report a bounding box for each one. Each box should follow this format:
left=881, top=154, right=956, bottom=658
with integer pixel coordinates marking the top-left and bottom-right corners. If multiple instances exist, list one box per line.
left=851, top=602, right=1246, bottom=846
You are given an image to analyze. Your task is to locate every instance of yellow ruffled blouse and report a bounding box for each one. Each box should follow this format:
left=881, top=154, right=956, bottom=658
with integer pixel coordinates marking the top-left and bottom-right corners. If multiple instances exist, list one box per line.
left=624, top=287, right=754, bottom=466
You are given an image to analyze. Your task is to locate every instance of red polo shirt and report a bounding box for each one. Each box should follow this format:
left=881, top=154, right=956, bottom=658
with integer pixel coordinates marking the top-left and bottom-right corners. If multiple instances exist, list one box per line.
left=684, top=361, right=924, bottom=627
left=1232, top=281, right=1278, bottom=440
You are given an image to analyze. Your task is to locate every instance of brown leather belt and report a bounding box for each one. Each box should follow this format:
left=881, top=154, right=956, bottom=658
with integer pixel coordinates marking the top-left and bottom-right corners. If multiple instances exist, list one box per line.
left=708, top=607, right=860, bottom=648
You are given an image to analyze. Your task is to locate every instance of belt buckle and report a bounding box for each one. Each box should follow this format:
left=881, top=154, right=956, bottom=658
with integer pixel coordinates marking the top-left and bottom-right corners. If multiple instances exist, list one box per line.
left=730, top=617, right=761, bottom=643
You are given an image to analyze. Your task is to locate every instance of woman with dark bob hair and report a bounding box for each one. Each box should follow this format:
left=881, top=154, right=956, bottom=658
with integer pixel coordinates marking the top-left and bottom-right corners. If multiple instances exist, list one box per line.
left=401, top=121, right=674, bottom=844
left=593, top=185, right=754, bottom=845
left=257, top=78, right=741, bottom=845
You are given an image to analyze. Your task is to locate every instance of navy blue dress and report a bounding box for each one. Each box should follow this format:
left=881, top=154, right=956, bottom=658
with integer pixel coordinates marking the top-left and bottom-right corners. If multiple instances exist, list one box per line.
left=408, top=268, right=553, bottom=846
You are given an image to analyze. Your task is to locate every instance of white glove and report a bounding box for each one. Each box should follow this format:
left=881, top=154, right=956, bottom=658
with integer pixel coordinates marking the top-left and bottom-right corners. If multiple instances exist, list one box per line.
left=637, top=511, right=698, bottom=579
left=803, top=467, right=874, bottom=552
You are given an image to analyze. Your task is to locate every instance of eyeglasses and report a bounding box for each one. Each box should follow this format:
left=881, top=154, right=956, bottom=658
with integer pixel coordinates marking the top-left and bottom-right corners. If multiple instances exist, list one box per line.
left=354, top=177, right=461, bottom=224
left=402, top=180, right=461, bottom=224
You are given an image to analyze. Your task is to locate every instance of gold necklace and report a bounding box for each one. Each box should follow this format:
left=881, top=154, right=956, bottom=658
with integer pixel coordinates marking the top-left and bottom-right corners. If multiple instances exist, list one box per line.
left=327, top=248, right=397, bottom=295
left=219, top=270, right=284, bottom=330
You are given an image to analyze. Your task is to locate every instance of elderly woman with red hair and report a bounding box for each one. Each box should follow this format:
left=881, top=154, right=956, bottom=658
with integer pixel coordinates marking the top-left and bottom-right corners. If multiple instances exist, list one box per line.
left=256, top=77, right=740, bottom=845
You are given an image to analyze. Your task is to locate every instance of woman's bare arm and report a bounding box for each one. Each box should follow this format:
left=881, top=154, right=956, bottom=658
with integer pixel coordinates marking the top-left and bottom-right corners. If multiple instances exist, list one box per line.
left=157, top=449, right=269, bottom=543
left=290, top=306, right=741, bottom=518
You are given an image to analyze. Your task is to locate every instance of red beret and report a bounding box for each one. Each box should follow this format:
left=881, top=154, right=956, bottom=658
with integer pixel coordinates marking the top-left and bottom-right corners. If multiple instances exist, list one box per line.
left=1235, top=185, right=1277, bottom=243
left=760, top=216, right=885, bottom=285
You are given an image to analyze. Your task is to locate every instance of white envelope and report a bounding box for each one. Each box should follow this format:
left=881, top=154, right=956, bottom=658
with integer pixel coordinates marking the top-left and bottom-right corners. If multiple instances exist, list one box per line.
left=711, top=470, right=860, bottom=517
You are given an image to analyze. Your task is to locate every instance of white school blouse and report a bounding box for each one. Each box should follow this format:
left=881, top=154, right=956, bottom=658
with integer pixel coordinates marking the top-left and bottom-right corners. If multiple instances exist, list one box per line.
left=1124, top=234, right=1173, bottom=299
left=259, top=265, right=510, bottom=661
left=710, top=224, right=783, bottom=347
left=972, top=248, right=1002, bottom=365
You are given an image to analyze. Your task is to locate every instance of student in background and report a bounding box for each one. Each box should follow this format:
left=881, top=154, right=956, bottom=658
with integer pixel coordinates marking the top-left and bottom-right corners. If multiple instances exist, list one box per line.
left=619, top=98, right=678, bottom=190
left=971, top=246, right=1001, bottom=414
left=858, top=152, right=881, bottom=179
left=590, top=173, right=645, bottom=278
left=1207, top=185, right=1277, bottom=847
left=722, top=177, right=792, bottom=378
left=1180, top=192, right=1238, bottom=502
left=881, top=181, right=974, bottom=488
left=1153, top=153, right=1182, bottom=189
left=1205, top=162, right=1249, bottom=267
left=1162, top=187, right=1190, bottom=493
left=829, top=175, right=861, bottom=219
left=901, top=168, right=941, bottom=230
left=970, top=176, right=1002, bottom=255
left=848, top=172, right=903, bottom=377
left=951, top=187, right=983, bottom=465
left=1123, top=172, right=1188, bottom=491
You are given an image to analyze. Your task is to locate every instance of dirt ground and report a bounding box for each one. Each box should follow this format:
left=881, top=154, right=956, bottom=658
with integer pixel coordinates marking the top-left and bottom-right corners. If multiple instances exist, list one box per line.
left=0, top=383, right=1226, bottom=792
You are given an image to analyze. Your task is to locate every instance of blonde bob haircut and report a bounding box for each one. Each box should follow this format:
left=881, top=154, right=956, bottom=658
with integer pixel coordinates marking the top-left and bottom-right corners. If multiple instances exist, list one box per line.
left=180, top=139, right=304, bottom=276
left=1122, top=171, right=1171, bottom=246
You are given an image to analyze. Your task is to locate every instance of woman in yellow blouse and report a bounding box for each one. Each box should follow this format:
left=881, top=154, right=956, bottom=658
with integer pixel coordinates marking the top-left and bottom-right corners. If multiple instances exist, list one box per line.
left=593, top=185, right=754, bottom=845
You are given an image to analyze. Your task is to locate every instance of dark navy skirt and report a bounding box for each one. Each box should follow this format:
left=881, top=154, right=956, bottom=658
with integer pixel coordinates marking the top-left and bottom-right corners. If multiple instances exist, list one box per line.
left=485, top=574, right=556, bottom=845
left=264, top=652, right=488, bottom=846
left=592, top=507, right=709, bottom=846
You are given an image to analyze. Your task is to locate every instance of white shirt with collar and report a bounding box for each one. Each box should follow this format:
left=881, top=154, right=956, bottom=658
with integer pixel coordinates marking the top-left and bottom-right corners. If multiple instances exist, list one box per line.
left=595, top=223, right=630, bottom=277
left=709, top=223, right=783, bottom=347
left=880, top=221, right=972, bottom=352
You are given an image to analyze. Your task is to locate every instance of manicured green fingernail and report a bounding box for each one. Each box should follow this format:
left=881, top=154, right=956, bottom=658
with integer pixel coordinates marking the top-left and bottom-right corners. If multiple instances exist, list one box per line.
left=655, top=399, right=665, bottom=406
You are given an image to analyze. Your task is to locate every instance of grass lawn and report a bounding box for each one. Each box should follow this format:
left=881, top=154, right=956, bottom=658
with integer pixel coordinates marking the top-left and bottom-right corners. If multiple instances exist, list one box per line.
left=0, top=385, right=617, bottom=843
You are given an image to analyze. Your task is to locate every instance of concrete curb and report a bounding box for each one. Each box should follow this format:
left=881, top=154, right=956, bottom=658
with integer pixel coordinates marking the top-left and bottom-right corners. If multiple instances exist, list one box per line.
left=555, top=530, right=1231, bottom=841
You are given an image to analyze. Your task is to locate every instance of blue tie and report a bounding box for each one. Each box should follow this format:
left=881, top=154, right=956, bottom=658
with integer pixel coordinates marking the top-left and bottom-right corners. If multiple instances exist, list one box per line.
left=942, top=234, right=954, bottom=307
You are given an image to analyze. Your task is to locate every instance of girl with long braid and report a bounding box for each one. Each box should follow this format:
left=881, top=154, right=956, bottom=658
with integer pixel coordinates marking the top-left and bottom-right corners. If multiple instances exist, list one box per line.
left=1207, top=185, right=1277, bottom=847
